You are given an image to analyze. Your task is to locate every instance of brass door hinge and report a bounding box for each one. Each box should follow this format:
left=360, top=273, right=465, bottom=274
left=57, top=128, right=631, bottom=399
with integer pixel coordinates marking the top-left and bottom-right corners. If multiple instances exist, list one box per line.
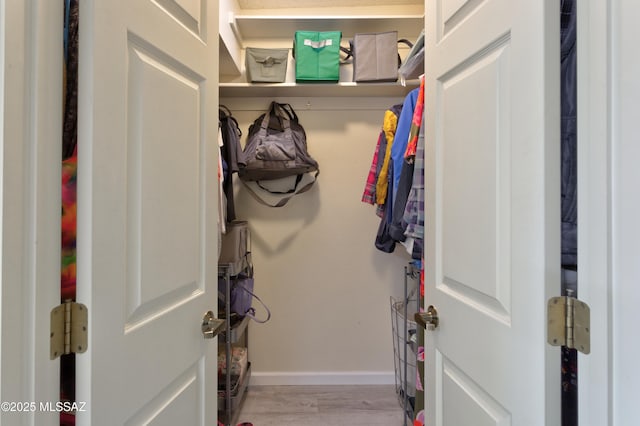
left=50, top=301, right=88, bottom=359
left=547, top=296, right=590, bottom=354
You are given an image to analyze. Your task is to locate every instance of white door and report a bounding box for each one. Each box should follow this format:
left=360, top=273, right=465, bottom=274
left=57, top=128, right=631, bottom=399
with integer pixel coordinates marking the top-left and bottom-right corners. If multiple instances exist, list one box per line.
left=423, top=0, right=561, bottom=424
left=75, top=1, right=220, bottom=425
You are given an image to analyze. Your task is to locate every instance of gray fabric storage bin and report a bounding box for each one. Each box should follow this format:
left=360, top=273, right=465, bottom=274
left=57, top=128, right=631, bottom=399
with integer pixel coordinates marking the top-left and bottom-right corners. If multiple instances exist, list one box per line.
left=351, top=31, right=400, bottom=82
left=219, top=220, right=250, bottom=275
left=245, top=47, right=288, bottom=83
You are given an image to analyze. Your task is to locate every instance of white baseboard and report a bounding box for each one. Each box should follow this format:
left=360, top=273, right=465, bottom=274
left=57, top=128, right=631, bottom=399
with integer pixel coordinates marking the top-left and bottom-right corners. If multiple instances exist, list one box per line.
left=249, top=371, right=396, bottom=386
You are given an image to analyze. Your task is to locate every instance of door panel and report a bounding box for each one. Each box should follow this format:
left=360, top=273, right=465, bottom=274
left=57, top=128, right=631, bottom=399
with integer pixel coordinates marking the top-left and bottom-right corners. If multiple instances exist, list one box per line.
left=440, top=41, right=511, bottom=324
left=424, top=0, right=561, bottom=424
left=76, top=0, right=219, bottom=424
left=125, top=35, right=203, bottom=328
left=154, top=0, right=205, bottom=34
left=440, top=354, right=510, bottom=426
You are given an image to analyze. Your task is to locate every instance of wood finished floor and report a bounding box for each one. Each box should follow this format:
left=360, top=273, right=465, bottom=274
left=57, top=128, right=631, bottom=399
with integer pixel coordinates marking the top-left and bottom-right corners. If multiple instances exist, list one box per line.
left=234, top=385, right=406, bottom=426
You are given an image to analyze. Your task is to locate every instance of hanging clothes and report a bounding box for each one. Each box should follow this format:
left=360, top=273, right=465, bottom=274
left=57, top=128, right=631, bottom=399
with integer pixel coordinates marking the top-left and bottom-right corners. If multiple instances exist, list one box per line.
left=375, top=104, right=403, bottom=207
left=389, top=160, right=414, bottom=244
left=368, top=104, right=404, bottom=253
left=361, top=131, right=384, bottom=206
left=218, top=127, right=227, bottom=236
left=402, top=124, right=425, bottom=260
left=62, top=0, right=79, bottom=161
left=402, top=76, right=426, bottom=259
left=61, top=2, right=79, bottom=425
left=404, top=76, right=425, bottom=160
left=61, top=0, right=79, bottom=301
left=413, top=264, right=426, bottom=426
left=561, top=0, right=577, bottom=268
left=390, top=78, right=425, bottom=256
left=390, top=88, right=419, bottom=204
left=219, top=106, right=246, bottom=223
left=61, top=147, right=77, bottom=302
left=365, top=87, right=425, bottom=254
left=374, top=182, right=397, bottom=253
left=560, top=1, right=578, bottom=425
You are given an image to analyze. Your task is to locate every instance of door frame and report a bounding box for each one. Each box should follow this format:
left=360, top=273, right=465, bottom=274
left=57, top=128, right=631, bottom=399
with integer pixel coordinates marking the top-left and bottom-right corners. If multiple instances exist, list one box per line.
left=2, top=0, right=636, bottom=424
left=1, top=0, right=62, bottom=424
left=577, top=0, right=612, bottom=424
left=579, top=0, right=640, bottom=424
left=418, top=0, right=619, bottom=424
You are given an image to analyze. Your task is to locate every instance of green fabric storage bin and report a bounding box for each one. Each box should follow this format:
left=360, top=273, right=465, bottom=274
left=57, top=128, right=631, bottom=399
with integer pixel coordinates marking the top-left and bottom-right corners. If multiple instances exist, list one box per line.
left=293, top=31, right=342, bottom=83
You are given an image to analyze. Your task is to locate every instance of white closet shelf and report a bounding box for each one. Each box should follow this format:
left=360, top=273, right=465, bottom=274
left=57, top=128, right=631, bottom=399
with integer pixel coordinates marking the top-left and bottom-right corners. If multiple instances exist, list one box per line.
left=219, top=81, right=419, bottom=98
left=220, top=6, right=424, bottom=97
left=231, top=14, right=424, bottom=41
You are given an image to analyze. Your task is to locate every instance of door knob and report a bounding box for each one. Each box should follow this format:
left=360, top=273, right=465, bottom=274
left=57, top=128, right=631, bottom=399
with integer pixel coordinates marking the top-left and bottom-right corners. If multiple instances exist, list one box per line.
left=202, top=310, right=225, bottom=339
left=415, top=305, right=439, bottom=331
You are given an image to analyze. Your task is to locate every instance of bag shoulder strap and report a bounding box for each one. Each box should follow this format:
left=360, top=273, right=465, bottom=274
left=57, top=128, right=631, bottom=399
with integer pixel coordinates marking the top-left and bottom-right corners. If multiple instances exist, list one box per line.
left=243, top=289, right=271, bottom=324
left=274, top=102, right=299, bottom=124
left=219, top=104, right=233, bottom=117
left=262, top=102, right=294, bottom=132
left=241, top=170, right=319, bottom=208
left=395, top=39, right=415, bottom=66
left=217, top=284, right=271, bottom=324
left=398, top=39, right=414, bottom=48
left=340, top=45, right=353, bottom=62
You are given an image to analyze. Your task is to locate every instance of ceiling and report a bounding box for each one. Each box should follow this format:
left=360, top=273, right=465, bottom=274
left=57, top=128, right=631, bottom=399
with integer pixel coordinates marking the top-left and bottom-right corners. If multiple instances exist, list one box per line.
left=237, top=0, right=422, bottom=9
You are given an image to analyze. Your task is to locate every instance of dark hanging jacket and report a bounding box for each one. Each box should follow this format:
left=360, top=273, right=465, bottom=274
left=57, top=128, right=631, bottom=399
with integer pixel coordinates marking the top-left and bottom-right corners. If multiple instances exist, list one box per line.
left=219, top=106, right=246, bottom=222
left=561, top=0, right=577, bottom=267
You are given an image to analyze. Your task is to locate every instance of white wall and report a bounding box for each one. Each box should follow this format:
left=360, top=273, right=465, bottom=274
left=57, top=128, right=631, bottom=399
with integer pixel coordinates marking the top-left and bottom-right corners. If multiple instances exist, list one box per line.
left=220, top=96, right=415, bottom=385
